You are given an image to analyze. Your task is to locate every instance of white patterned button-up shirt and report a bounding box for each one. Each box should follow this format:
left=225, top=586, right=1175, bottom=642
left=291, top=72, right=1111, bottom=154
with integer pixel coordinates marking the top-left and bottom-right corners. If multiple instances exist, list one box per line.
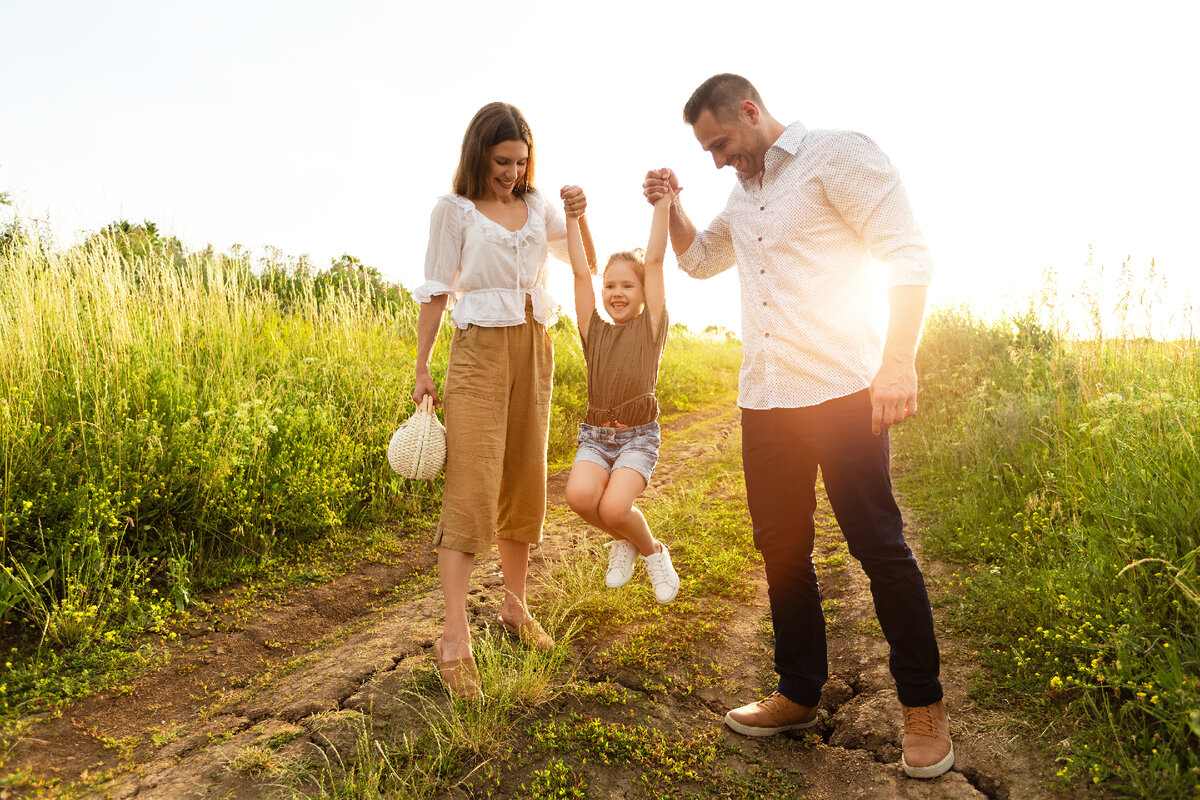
left=678, top=122, right=934, bottom=410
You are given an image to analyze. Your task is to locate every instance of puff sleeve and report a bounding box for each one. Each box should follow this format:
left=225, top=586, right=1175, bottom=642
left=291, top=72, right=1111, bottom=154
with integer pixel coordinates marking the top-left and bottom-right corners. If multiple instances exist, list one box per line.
left=414, top=197, right=461, bottom=304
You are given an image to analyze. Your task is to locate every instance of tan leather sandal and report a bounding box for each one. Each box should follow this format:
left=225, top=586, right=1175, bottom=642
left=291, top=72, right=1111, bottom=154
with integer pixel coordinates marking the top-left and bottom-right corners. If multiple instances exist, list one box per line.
left=433, top=638, right=482, bottom=700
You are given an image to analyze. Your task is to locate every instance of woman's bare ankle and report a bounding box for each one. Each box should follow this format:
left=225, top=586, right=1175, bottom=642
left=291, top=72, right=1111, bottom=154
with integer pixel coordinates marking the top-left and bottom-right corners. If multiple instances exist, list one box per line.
left=500, top=596, right=528, bottom=624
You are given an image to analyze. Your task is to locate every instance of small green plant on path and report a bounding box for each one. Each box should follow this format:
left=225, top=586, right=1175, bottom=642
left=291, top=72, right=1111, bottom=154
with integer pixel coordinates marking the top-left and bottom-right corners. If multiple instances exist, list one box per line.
left=520, top=758, right=587, bottom=799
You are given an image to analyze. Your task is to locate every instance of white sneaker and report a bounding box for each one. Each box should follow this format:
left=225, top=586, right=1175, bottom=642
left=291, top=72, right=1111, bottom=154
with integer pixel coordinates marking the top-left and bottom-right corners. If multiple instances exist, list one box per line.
left=604, top=539, right=638, bottom=588
left=642, top=542, right=680, bottom=604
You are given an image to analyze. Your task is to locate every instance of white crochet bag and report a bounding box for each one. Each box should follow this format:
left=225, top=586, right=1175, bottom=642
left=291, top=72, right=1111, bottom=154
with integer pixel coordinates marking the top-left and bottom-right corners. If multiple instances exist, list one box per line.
left=387, top=395, right=446, bottom=480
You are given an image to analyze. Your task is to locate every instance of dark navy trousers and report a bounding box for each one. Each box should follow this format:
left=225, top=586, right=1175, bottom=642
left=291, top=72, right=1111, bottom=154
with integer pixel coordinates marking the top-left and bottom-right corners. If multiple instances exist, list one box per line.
left=741, top=390, right=942, bottom=708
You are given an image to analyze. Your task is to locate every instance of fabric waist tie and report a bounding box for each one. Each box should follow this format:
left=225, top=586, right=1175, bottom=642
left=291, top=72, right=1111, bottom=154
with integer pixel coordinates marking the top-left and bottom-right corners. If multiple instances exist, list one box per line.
left=589, top=392, right=655, bottom=428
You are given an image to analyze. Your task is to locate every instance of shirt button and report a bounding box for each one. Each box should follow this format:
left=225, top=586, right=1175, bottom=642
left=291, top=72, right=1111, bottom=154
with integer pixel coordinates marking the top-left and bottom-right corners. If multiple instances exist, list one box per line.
left=764, top=332, right=770, bottom=338
left=759, top=269, right=766, bottom=274
left=757, top=237, right=763, bottom=242
left=762, top=301, right=767, bottom=306
left=759, top=206, right=765, bottom=211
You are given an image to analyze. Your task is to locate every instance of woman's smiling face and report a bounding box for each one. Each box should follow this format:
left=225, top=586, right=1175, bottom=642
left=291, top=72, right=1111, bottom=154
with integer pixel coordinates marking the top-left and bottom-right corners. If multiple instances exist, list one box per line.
left=483, top=139, right=529, bottom=200
left=602, top=259, right=645, bottom=324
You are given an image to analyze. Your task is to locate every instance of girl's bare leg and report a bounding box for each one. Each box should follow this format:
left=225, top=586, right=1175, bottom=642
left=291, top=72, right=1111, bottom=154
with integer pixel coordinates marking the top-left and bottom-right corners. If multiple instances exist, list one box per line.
left=597, top=468, right=658, bottom=556
left=565, top=462, right=625, bottom=539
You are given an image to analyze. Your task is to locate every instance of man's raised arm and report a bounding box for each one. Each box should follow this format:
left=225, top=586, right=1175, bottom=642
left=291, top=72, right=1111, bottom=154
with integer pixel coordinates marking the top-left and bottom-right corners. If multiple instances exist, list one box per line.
left=642, top=168, right=696, bottom=257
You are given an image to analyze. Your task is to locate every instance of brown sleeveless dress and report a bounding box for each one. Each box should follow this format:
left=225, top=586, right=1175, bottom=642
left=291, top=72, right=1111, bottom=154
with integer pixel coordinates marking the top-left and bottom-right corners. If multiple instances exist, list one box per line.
left=582, top=308, right=669, bottom=427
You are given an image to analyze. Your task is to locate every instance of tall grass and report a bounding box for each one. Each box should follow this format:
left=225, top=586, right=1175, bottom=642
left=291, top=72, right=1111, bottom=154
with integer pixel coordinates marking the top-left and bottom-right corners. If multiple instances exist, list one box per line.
left=0, top=234, right=432, bottom=648
left=0, top=231, right=742, bottom=661
left=894, top=293, right=1200, bottom=796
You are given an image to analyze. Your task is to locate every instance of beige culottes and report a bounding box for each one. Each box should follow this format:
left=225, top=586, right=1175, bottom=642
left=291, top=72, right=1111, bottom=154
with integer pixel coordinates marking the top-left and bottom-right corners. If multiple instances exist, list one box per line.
left=434, top=301, right=553, bottom=553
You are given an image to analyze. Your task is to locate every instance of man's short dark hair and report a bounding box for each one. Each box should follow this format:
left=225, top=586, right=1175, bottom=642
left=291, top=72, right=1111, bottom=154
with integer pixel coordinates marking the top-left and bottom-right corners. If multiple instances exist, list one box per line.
left=684, top=74, right=766, bottom=125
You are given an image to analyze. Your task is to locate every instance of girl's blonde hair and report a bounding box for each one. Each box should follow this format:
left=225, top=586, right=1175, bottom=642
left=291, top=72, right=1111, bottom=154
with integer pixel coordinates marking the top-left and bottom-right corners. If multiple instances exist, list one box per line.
left=603, top=249, right=645, bottom=283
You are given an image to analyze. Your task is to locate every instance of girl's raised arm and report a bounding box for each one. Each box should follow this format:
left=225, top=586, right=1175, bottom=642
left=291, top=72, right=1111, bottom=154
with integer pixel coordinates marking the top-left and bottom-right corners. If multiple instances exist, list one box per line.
left=643, top=182, right=675, bottom=337
left=561, top=184, right=597, bottom=344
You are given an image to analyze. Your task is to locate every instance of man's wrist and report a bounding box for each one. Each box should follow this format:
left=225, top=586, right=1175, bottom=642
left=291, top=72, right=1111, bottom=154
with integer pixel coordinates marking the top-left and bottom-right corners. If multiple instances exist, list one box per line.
left=880, top=351, right=916, bottom=369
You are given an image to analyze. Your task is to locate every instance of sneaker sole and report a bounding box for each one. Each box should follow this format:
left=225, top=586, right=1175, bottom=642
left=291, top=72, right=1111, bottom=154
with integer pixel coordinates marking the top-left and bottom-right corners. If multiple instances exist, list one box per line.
left=606, top=573, right=633, bottom=589
left=654, top=583, right=679, bottom=603
left=902, top=745, right=955, bottom=778
left=723, top=711, right=820, bottom=737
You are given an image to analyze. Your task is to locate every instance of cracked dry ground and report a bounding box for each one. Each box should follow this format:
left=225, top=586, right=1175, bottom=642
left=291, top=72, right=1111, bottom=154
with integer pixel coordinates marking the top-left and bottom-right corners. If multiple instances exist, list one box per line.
left=4, top=398, right=1089, bottom=799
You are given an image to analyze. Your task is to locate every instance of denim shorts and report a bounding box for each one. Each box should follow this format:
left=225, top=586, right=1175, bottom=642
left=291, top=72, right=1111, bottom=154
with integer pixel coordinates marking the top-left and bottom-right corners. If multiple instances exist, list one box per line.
left=573, top=421, right=661, bottom=484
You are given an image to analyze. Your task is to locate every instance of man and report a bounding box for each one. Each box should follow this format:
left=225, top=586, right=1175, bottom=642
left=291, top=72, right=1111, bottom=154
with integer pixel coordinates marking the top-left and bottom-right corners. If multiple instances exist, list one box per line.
left=643, top=73, right=952, bottom=779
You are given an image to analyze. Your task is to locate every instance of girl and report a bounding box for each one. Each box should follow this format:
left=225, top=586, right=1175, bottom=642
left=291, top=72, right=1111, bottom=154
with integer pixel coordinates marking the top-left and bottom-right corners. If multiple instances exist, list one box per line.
left=560, top=184, right=680, bottom=604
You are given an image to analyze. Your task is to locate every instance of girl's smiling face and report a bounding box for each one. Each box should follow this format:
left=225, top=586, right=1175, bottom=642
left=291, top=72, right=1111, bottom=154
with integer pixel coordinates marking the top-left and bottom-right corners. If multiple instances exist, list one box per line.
left=602, top=259, right=645, bottom=324
left=483, top=139, right=529, bottom=201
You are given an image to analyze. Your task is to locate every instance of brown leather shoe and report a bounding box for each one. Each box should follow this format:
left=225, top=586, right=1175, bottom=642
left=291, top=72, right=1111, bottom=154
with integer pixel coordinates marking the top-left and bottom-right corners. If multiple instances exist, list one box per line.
left=497, top=614, right=554, bottom=651
left=902, top=699, right=954, bottom=778
left=433, top=638, right=482, bottom=701
left=724, top=691, right=820, bottom=737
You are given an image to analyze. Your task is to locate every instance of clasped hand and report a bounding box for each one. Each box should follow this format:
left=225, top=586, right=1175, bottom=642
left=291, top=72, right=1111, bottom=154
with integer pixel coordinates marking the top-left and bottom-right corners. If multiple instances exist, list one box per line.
left=560, top=185, right=587, bottom=218
left=642, top=168, right=680, bottom=204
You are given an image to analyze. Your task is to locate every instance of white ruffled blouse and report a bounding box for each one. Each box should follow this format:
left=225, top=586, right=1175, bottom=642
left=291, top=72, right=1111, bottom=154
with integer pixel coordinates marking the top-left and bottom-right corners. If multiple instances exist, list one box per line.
left=414, top=189, right=569, bottom=329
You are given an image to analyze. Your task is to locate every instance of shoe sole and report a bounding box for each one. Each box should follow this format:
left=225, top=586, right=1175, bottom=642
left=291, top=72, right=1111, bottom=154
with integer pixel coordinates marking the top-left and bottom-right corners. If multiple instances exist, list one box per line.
left=902, top=745, right=955, bottom=778
left=724, top=711, right=820, bottom=737
left=606, top=572, right=634, bottom=589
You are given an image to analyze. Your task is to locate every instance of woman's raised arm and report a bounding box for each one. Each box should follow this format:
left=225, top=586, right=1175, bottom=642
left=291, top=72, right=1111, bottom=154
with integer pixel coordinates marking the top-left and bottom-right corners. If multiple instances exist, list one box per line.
left=562, top=185, right=597, bottom=343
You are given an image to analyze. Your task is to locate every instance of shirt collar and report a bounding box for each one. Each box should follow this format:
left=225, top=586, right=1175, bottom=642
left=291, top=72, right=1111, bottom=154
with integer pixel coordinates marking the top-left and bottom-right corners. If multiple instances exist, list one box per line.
left=771, top=121, right=809, bottom=155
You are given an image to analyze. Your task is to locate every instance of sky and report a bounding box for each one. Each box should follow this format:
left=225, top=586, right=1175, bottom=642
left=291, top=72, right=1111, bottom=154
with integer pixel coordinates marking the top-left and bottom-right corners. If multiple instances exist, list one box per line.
left=3, top=1, right=1198, bottom=337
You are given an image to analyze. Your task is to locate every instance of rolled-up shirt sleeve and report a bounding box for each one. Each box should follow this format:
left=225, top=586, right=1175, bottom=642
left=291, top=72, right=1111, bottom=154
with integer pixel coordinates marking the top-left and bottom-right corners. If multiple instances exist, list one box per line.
left=677, top=206, right=736, bottom=280
left=819, top=134, right=933, bottom=288
left=414, top=198, right=461, bottom=304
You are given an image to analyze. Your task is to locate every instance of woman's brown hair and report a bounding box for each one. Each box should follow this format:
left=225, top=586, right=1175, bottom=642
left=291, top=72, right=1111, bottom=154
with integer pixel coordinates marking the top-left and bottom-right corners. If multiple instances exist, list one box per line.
left=452, top=102, right=536, bottom=200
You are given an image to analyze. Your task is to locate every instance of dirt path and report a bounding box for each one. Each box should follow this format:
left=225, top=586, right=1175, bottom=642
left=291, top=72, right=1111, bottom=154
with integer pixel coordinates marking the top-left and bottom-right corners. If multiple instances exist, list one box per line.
left=2, top=397, right=1082, bottom=799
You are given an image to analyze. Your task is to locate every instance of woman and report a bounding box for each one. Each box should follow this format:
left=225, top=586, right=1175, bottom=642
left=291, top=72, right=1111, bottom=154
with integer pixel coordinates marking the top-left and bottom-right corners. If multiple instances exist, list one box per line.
left=413, top=102, right=587, bottom=699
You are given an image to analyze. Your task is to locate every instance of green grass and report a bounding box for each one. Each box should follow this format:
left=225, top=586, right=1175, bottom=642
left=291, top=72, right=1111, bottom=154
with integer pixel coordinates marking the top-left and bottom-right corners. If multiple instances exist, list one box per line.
left=0, top=233, right=433, bottom=646
left=893, top=301, right=1200, bottom=798
left=520, top=715, right=810, bottom=799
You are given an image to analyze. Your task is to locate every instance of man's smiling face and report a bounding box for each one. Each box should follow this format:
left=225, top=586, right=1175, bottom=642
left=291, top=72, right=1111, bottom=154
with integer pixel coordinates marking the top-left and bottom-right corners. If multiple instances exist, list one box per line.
left=692, top=106, right=769, bottom=180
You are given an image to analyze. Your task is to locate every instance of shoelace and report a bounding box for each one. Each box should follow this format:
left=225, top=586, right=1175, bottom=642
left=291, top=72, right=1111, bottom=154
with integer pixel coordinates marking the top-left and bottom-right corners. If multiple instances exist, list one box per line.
left=606, top=540, right=637, bottom=573
left=644, top=549, right=673, bottom=584
left=758, top=692, right=789, bottom=713
left=903, top=705, right=937, bottom=738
